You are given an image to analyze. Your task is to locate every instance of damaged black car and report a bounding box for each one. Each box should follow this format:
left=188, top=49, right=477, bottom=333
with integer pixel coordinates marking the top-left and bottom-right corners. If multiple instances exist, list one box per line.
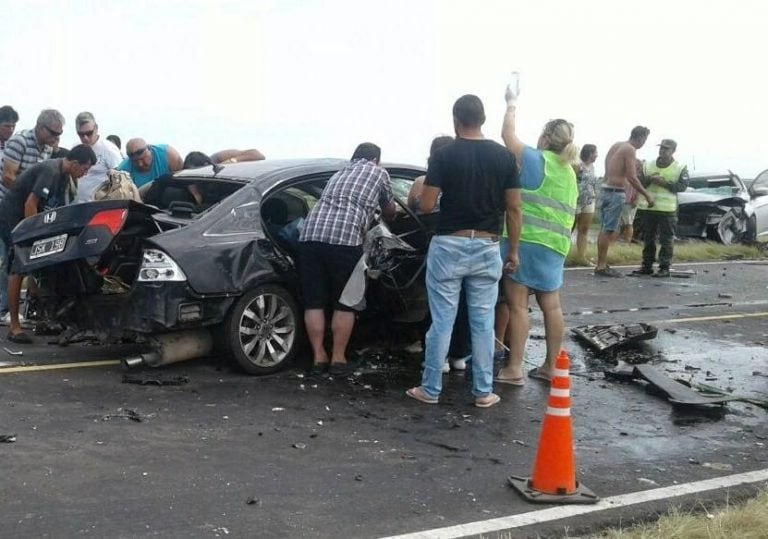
left=11, top=159, right=432, bottom=374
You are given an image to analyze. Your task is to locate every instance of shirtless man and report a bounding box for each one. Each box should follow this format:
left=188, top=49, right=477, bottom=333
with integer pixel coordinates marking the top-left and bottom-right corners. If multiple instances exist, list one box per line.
left=594, top=126, right=654, bottom=277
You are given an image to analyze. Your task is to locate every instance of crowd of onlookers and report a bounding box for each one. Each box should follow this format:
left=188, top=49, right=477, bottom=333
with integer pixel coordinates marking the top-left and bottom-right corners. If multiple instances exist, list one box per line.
left=292, top=82, right=688, bottom=409
left=0, top=97, right=687, bottom=406
left=0, top=105, right=265, bottom=342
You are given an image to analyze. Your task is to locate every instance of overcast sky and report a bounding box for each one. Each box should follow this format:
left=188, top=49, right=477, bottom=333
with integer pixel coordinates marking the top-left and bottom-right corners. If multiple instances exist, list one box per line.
left=3, top=0, right=766, bottom=177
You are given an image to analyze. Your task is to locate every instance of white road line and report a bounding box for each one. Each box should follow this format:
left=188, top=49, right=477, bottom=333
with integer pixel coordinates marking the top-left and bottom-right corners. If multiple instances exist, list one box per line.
left=382, top=468, right=768, bottom=539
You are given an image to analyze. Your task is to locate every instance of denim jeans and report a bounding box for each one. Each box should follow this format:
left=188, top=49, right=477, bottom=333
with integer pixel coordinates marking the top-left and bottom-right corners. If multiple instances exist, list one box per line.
left=421, top=235, right=502, bottom=398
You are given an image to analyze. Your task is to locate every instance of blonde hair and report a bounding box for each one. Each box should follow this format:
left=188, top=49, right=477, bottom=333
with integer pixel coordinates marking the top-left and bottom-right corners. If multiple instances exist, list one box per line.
left=540, top=119, right=577, bottom=164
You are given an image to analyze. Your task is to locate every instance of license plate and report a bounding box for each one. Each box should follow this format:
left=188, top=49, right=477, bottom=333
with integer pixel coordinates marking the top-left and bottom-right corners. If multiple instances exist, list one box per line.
left=29, top=234, right=68, bottom=260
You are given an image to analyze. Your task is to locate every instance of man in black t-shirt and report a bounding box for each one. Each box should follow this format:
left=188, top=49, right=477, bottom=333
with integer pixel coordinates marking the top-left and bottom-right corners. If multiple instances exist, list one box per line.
left=406, top=95, right=522, bottom=408
left=0, top=144, right=96, bottom=343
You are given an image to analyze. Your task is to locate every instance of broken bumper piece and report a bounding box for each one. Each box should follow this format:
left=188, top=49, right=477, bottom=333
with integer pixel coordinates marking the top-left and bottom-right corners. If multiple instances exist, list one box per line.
left=571, top=323, right=658, bottom=353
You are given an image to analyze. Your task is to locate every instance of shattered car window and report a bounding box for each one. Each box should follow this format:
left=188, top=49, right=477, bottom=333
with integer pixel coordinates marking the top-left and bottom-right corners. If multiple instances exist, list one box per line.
left=205, top=187, right=262, bottom=235
left=686, top=176, right=741, bottom=196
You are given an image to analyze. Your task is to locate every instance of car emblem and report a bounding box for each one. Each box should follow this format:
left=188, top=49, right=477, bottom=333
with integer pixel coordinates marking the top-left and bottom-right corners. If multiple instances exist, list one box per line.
left=43, top=211, right=57, bottom=224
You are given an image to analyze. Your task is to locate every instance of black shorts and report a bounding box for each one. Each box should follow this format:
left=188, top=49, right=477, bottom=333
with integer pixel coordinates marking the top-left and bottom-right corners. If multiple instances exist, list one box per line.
left=298, top=241, right=364, bottom=312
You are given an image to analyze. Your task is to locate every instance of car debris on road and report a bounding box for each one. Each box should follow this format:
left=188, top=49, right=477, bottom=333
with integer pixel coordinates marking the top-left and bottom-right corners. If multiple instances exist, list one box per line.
left=571, top=323, right=658, bottom=353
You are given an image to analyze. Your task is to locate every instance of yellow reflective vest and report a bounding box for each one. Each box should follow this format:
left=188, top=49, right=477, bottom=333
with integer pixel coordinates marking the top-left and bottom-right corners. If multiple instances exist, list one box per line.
left=637, top=160, right=685, bottom=212
left=520, top=151, right=577, bottom=256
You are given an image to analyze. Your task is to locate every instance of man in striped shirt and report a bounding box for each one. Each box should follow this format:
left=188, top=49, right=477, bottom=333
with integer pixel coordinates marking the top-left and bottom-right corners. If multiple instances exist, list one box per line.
left=298, top=143, right=395, bottom=376
left=2, top=109, right=64, bottom=196
left=1, top=109, right=63, bottom=323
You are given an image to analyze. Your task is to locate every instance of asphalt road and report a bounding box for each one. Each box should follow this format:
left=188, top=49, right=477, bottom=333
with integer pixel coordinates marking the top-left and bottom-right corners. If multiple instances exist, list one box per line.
left=1, top=260, right=767, bottom=538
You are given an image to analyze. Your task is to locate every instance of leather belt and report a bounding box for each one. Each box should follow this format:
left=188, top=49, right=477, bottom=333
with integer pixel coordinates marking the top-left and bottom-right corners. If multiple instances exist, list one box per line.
left=602, top=186, right=625, bottom=192
left=447, top=229, right=499, bottom=241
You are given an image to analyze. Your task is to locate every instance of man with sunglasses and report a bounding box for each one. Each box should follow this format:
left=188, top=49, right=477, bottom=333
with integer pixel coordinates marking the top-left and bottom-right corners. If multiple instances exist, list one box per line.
left=73, top=112, right=124, bottom=203
left=117, top=138, right=183, bottom=189
left=2, top=109, right=63, bottom=196
left=1, top=109, right=63, bottom=325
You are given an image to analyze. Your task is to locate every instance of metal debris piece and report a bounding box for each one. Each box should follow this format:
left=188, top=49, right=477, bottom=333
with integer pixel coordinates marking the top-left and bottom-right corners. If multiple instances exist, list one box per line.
left=633, top=365, right=738, bottom=407
left=0, top=434, right=17, bottom=443
left=669, top=269, right=696, bottom=278
left=292, top=443, right=306, bottom=449
left=102, top=408, right=146, bottom=422
left=3, top=347, right=23, bottom=356
left=572, top=323, right=658, bottom=353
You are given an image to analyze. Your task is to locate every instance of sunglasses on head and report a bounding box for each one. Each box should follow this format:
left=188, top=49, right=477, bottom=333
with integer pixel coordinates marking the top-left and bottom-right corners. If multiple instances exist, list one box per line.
left=128, top=147, right=147, bottom=159
left=77, top=129, right=95, bottom=138
left=44, top=125, right=63, bottom=137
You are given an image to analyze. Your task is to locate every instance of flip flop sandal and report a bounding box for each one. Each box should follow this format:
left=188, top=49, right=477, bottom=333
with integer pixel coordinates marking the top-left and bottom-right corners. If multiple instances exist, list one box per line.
left=406, top=387, right=438, bottom=404
left=475, top=393, right=501, bottom=408
left=7, top=331, right=33, bottom=344
left=528, top=368, right=551, bottom=382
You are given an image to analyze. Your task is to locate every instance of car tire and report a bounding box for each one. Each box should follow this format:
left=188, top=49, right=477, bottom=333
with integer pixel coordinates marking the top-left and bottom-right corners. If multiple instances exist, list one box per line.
left=223, top=284, right=300, bottom=375
left=745, top=215, right=757, bottom=243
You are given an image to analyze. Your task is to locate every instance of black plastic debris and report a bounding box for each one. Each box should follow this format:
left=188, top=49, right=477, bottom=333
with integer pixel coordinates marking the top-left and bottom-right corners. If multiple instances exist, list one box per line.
left=0, top=434, right=17, bottom=443
left=571, top=323, right=658, bottom=353
left=122, top=374, right=190, bottom=386
left=102, top=408, right=146, bottom=422
left=604, top=365, right=738, bottom=408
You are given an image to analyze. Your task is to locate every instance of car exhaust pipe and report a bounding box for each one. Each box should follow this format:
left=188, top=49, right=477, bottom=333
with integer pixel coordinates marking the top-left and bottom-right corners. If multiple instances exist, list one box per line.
left=122, top=329, right=213, bottom=369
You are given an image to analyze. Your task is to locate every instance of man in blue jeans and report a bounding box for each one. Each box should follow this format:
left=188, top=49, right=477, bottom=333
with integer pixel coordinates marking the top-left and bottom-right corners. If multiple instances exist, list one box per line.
left=406, top=95, right=522, bottom=408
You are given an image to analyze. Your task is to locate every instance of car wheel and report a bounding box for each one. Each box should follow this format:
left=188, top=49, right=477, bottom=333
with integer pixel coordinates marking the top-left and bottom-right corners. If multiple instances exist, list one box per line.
left=224, top=284, right=299, bottom=375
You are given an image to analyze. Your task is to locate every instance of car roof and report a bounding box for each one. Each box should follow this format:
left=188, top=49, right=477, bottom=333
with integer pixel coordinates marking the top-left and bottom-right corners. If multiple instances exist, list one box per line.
left=175, top=158, right=422, bottom=183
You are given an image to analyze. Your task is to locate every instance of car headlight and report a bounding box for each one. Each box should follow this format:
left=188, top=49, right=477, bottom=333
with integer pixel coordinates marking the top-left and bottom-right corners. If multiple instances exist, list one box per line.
left=137, top=249, right=187, bottom=282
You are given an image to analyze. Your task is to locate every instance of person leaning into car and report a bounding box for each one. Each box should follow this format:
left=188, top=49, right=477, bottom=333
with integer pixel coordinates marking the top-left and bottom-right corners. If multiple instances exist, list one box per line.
left=298, top=143, right=396, bottom=377
left=406, top=94, right=522, bottom=409
left=632, top=139, right=688, bottom=278
left=0, top=144, right=97, bottom=343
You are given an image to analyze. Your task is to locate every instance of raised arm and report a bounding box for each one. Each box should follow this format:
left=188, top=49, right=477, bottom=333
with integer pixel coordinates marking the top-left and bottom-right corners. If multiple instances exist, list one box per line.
left=501, top=104, right=525, bottom=165
left=211, top=148, right=266, bottom=164
left=501, top=82, right=524, bottom=163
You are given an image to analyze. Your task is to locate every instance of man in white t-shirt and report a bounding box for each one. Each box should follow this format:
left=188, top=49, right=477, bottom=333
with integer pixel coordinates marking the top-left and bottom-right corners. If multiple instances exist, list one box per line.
left=73, top=112, right=123, bottom=203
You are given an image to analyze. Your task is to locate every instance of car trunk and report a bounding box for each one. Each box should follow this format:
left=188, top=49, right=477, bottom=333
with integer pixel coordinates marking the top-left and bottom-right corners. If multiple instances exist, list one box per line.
left=12, top=201, right=171, bottom=324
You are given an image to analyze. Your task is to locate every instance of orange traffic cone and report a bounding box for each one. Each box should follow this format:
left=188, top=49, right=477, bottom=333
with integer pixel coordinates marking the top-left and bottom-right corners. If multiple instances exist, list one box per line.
left=508, top=350, right=599, bottom=504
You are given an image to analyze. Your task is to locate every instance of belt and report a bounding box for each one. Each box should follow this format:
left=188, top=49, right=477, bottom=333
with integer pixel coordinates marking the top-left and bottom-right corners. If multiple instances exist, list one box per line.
left=446, top=229, right=499, bottom=241
left=602, top=186, right=625, bottom=192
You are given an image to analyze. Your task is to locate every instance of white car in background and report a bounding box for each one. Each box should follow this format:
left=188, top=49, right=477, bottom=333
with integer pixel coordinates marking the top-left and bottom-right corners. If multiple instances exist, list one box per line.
left=676, top=171, right=768, bottom=244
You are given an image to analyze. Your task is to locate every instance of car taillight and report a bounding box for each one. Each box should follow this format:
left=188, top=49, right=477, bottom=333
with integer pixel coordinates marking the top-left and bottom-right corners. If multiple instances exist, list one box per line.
left=87, top=209, right=128, bottom=235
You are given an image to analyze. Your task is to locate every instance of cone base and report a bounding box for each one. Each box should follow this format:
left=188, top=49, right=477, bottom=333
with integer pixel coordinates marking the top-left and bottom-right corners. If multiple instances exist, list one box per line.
left=508, top=475, right=599, bottom=504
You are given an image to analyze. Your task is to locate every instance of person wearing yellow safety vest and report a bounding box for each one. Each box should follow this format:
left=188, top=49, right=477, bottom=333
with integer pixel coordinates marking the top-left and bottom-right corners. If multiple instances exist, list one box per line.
left=495, top=81, right=578, bottom=385
left=631, top=139, right=688, bottom=278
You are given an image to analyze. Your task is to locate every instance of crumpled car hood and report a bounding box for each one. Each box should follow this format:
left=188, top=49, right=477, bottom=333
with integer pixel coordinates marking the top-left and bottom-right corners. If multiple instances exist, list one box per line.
left=677, top=193, right=747, bottom=206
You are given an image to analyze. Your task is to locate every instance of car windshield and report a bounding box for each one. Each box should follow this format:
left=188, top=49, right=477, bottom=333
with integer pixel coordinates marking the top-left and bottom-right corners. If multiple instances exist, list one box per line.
left=686, top=175, right=742, bottom=197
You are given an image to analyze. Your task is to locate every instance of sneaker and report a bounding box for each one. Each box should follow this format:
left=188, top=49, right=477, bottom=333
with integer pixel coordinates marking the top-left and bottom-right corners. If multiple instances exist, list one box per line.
left=631, top=267, right=654, bottom=276
left=448, top=357, right=467, bottom=371
left=653, top=268, right=671, bottom=278
left=594, top=266, right=624, bottom=278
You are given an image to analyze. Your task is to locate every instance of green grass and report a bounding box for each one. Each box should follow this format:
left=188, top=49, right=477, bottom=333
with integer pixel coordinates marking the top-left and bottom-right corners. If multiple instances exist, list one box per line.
left=566, top=241, right=766, bottom=267
left=579, top=491, right=768, bottom=539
